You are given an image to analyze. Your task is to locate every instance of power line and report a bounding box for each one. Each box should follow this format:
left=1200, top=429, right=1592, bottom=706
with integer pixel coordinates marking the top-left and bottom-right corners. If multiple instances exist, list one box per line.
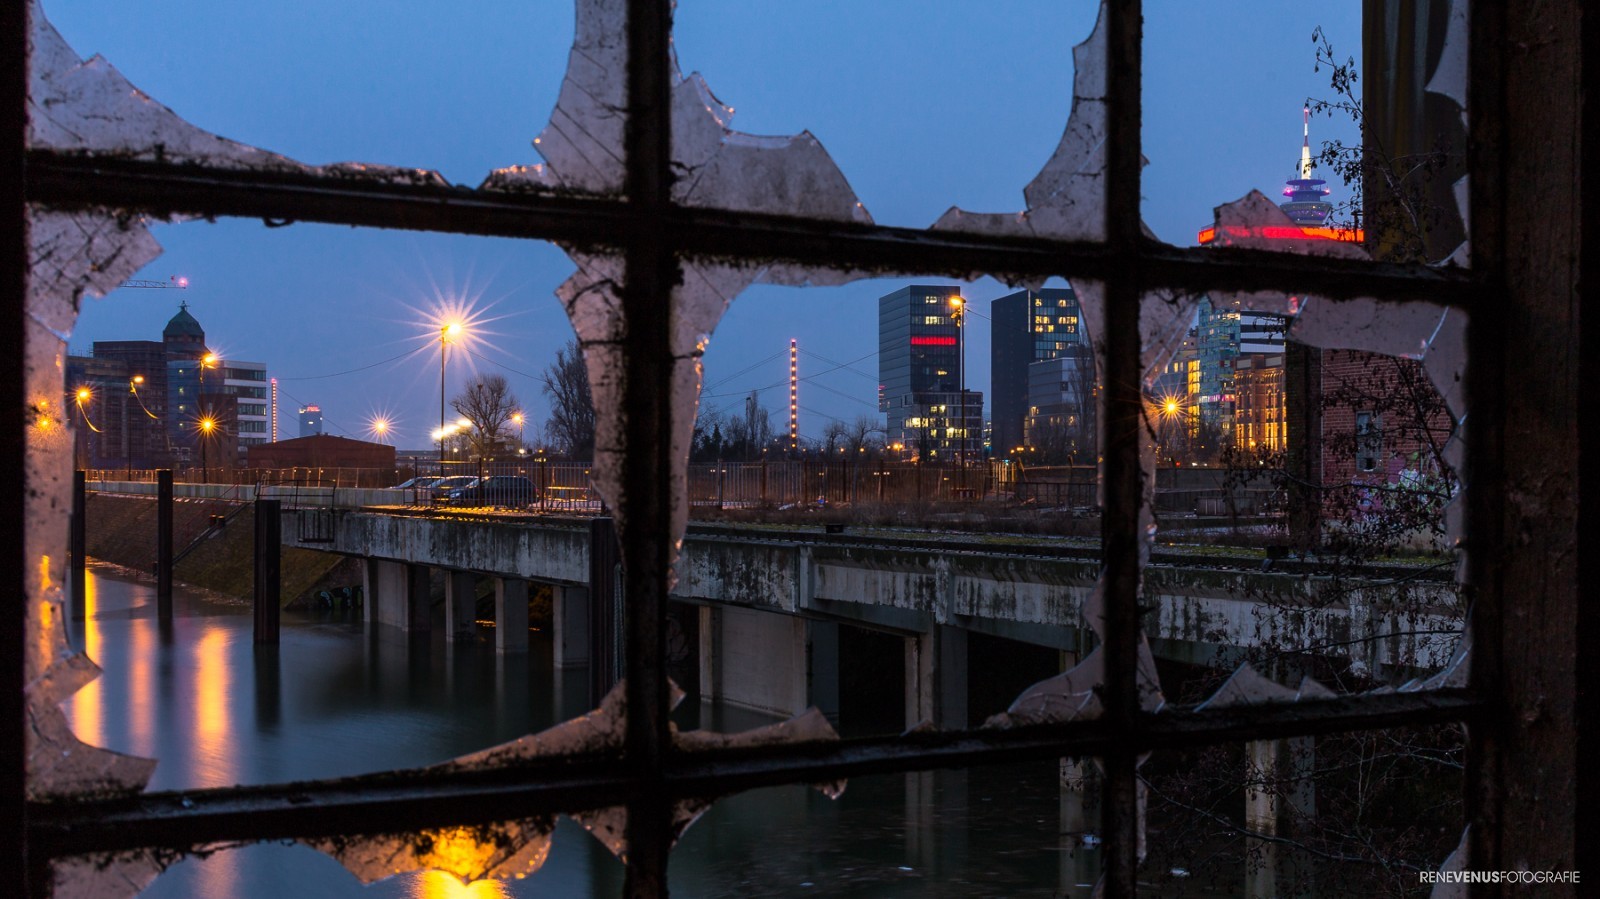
left=799, top=348, right=879, bottom=381
left=276, top=344, right=430, bottom=381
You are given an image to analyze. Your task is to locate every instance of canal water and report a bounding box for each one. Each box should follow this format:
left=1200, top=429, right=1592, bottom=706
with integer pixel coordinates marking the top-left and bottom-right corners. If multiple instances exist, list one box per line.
left=61, top=564, right=1095, bottom=898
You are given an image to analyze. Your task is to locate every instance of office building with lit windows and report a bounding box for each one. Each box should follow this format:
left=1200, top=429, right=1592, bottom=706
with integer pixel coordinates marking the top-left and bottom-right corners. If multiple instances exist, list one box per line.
left=65, top=303, right=269, bottom=471
left=990, top=287, right=1083, bottom=459
left=878, top=285, right=982, bottom=459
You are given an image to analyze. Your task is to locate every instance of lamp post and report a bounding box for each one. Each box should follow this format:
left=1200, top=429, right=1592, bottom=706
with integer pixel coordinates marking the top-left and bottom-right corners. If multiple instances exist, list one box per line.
left=439, top=321, right=462, bottom=478
left=128, top=375, right=150, bottom=478
left=72, top=386, right=93, bottom=470
left=198, top=352, right=218, bottom=483
left=512, top=411, right=525, bottom=452
left=198, top=415, right=216, bottom=484
left=949, top=294, right=966, bottom=485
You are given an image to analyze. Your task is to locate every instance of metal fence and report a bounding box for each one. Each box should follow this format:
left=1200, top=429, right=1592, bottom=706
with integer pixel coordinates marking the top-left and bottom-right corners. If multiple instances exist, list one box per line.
left=86, top=459, right=1289, bottom=516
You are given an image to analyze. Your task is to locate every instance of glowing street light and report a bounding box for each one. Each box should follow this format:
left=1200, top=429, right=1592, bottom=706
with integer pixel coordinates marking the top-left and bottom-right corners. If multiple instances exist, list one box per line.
left=439, top=320, right=465, bottom=475
left=948, top=294, right=967, bottom=470
left=197, top=414, right=218, bottom=484
left=370, top=416, right=391, bottom=443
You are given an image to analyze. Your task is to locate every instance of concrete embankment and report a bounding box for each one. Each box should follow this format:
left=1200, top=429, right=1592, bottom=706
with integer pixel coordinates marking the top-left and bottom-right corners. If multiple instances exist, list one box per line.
left=84, top=492, right=359, bottom=607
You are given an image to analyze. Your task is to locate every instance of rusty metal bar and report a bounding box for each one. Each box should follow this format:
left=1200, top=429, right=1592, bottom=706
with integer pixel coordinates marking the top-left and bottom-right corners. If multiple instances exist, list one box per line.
left=620, top=0, right=677, bottom=893
left=23, top=154, right=1474, bottom=308
left=1463, top=0, right=1508, bottom=877
left=253, top=500, right=280, bottom=644
left=156, top=469, right=173, bottom=619
left=4, top=0, right=34, bottom=892
left=26, top=690, right=1483, bottom=860
left=1101, top=2, right=1145, bottom=895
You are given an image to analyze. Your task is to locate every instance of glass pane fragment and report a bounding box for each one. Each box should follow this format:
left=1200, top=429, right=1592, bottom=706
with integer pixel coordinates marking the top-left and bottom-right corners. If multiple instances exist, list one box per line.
left=306, top=820, right=554, bottom=885
left=930, top=1, right=1109, bottom=242
left=530, top=0, right=627, bottom=195
left=27, top=210, right=161, bottom=800
left=672, top=75, right=868, bottom=224
left=51, top=850, right=174, bottom=899
left=32, top=1, right=450, bottom=185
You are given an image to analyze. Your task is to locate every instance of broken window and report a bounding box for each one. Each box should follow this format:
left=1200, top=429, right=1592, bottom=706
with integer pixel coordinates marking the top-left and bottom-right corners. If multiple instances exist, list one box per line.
left=10, top=0, right=1579, bottom=896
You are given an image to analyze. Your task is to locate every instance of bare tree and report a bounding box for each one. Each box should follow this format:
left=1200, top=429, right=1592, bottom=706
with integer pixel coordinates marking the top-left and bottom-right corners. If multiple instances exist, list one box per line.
left=844, top=415, right=883, bottom=457
left=726, top=390, right=772, bottom=461
left=542, top=339, right=595, bottom=460
left=451, top=374, right=519, bottom=463
left=820, top=420, right=848, bottom=455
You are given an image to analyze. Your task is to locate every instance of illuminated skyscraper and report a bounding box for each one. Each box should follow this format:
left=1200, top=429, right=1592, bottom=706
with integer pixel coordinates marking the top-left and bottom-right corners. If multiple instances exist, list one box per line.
left=878, top=285, right=982, bottom=459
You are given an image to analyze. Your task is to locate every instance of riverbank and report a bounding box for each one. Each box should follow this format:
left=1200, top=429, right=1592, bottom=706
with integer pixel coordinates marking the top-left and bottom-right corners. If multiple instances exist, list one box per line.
left=84, top=492, right=361, bottom=607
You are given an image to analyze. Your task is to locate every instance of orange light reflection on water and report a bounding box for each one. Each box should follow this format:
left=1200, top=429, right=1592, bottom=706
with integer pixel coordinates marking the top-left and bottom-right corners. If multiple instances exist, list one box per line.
left=410, top=871, right=512, bottom=899
left=68, top=566, right=102, bottom=748
left=192, top=627, right=237, bottom=786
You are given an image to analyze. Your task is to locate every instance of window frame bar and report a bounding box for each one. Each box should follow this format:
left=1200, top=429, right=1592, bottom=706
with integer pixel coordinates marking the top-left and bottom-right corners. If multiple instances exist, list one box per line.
left=6, top=0, right=1530, bottom=893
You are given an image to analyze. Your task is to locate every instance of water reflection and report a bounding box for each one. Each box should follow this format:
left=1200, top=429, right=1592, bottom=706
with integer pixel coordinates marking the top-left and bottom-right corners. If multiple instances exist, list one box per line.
left=63, top=564, right=1116, bottom=897
left=410, top=872, right=511, bottom=899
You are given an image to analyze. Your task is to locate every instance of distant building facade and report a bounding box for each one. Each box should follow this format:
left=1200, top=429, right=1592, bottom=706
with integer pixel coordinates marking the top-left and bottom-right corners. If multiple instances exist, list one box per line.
left=878, top=285, right=983, bottom=460
left=246, top=435, right=396, bottom=487
left=990, top=287, right=1082, bottom=459
left=65, top=302, right=269, bottom=472
left=1022, top=346, right=1096, bottom=464
left=299, top=405, right=324, bottom=438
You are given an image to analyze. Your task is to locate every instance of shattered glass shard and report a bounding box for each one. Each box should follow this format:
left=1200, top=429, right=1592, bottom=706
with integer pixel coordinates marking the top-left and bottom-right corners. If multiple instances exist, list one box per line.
left=26, top=211, right=160, bottom=808
left=932, top=2, right=1112, bottom=242
left=50, top=849, right=176, bottom=899
left=1195, top=662, right=1301, bottom=709
left=31, top=0, right=451, bottom=186
left=671, top=74, right=869, bottom=224
left=528, top=0, right=628, bottom=195
left=307, top=820, right=554, bottom=885
left=575, top=703, right=843, bottom=861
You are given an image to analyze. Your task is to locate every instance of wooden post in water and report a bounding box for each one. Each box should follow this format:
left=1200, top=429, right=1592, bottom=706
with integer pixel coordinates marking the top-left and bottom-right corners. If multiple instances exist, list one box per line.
left=253, top=499, right=281, bottom=644
left=70, top=470, right=86, bottom=619
left=588, top=516, right=621, bottom=705
left=156, top=469, right=173, bottom=620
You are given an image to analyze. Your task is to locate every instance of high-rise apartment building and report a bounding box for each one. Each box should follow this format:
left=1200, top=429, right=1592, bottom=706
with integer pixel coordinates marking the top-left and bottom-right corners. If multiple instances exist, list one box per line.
left=878, top=285, right=982, bottom=460
left=990, top=287, right=1082, bottom=459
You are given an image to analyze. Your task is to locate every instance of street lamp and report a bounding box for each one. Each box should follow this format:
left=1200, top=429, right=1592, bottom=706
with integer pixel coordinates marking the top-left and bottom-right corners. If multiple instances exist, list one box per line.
left=439, top=321, right=463, bottom=477
left=949, top=293, right=966, bottom=476
left=198, top=351, right=219, bottom=483
left=198, top=415, right=216, bottom=484
left=511, top=411, right=525, bottom=451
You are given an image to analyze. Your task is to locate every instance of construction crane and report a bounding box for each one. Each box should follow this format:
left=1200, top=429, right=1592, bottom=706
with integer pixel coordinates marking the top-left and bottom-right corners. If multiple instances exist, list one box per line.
left=120, top=275, right=189, bottom=289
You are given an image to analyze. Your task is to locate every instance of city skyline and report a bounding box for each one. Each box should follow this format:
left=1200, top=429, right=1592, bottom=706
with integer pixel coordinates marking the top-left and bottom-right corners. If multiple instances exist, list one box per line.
left=56, top=1, right=1361, bottom=448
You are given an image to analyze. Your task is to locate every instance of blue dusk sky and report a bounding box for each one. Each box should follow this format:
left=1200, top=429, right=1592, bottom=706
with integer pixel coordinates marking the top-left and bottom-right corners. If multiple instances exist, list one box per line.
left=50, top=1, right=1362, bottom=448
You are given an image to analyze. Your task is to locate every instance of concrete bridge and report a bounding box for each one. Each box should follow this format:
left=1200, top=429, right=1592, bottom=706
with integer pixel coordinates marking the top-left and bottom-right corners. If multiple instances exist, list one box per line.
left=281, top=506, right=1461, bottom=729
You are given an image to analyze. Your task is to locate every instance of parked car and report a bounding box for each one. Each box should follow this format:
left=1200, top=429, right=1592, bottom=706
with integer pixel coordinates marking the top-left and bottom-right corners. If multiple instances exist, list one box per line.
left=428, top=475, right=481, bottom=502
left=392, top=476, right=441, bottom=490
left=442, top=475, right=536, bottom=508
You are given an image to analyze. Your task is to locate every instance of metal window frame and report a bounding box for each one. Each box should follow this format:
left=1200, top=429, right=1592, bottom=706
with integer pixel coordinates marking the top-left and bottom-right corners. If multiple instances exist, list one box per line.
left=5, top=0, right=1585, bottom=896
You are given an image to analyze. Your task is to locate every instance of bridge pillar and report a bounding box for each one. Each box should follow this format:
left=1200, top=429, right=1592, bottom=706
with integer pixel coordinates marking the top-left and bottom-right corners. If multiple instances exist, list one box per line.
left=1245, top=738, right=1279, bottom=834
left=553, top=585, right=590, bottom=668
left=494, top=577, right=529, bottom=653
left=697, top=606, right=720, bottom=704
left=806, top=620, right=840, bottom=724
left=704, top=605, right=808, bottom=716
left=1058, top=758, right=1096, bottom=895
left=444, top=570, right=477, bottom=641
left=905, top=625, right=968, bottom=730
left=363, top=560, right=431, bottom=632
